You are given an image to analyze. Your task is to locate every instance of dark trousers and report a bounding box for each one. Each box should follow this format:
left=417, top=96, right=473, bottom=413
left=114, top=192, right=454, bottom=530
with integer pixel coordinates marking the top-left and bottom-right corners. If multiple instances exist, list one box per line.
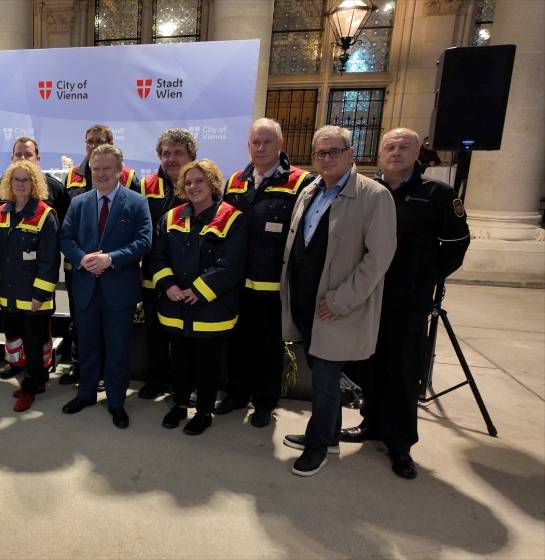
left=171, top=335, right=226, bottom=415
left=363, top=309, right=428, bottom=455
left=76, top=282, right=135, bottom=410
left=293, top=304, right=344, bottom=448
left=4, top=312, right=50, bottom=393
left=226, top=290, right=284, bottom=411
left=142, top=288, right=170, bottom=387
left=65, top=269, right=79, bottom=369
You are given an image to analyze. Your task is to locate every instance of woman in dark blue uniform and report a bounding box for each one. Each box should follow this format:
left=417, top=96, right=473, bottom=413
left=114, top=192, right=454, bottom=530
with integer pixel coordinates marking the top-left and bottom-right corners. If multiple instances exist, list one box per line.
left=151, top=159, right=246, bottom=435
left=0, top=160, right=59, bottom=412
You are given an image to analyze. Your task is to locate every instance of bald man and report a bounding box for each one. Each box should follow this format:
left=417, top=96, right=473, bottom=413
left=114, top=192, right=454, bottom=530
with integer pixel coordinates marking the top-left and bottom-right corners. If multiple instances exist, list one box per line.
left=340, top=128, right=470, bottom=479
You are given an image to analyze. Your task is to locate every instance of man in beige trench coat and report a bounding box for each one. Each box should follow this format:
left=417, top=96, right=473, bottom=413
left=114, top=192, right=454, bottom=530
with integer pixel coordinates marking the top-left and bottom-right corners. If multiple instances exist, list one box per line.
left=280, top=125, right=397, bottom=477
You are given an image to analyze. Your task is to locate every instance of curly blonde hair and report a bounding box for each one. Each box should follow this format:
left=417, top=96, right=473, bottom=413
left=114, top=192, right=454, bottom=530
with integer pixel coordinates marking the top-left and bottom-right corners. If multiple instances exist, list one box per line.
left=0, top=160, right=48, bottom=202
left=176, top=159, right=224, bottom=201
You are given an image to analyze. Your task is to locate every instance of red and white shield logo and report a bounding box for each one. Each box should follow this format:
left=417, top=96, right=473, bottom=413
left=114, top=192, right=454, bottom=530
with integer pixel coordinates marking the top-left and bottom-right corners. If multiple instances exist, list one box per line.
left=38, top=80, right=53, bottom=100
left=137, top=78, right=153, bottom=99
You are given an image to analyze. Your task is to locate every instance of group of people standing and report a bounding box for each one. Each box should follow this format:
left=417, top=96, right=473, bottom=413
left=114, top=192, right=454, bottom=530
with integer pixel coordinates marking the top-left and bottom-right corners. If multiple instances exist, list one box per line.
left=0, top=118, right=469, bottom=479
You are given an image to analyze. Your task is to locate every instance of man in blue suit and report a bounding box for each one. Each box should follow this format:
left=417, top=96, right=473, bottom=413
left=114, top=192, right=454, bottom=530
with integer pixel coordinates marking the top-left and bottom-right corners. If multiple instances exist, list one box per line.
left=60, top=144, right=152, bottom=428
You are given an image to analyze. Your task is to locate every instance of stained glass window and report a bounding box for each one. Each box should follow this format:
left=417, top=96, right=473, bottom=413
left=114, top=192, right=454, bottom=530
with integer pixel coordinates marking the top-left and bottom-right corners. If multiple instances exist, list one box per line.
left=472, top=0, right=495, bottom=47
left=335, top=0, right=395, bottom=73
left=95, top=0, right=142, bottom=46
left=270, top=0, right=324, bottom=75
left=327, top=88, right=385, bottom=165
left=266, top=89, right=319, bottom=165
left=152, top=0, right=201, bottom=44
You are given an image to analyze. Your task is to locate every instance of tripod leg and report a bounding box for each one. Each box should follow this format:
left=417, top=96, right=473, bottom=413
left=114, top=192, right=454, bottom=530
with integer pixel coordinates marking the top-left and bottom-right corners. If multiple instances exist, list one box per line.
left=419, top=310, right=440, bottom=400
left=440, top=309, right=498, bottom=437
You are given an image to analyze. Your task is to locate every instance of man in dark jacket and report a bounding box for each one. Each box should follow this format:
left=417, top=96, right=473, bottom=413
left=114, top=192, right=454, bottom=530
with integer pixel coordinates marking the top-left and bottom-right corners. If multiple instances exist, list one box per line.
left=135, top=128, right=197, bottom=399
left=340, top=128, right=470, bottom=480
left=215, top=118, right=315, bottom=427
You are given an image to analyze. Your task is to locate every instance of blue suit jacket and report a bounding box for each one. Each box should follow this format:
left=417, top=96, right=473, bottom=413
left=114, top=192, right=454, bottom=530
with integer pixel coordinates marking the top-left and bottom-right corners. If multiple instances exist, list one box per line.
left=60, top=186, right=152, bottom=310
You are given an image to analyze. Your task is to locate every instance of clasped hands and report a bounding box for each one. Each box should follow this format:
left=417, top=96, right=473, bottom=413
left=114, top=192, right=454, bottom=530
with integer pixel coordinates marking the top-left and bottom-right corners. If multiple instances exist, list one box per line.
left=166, top=285, right=198, bottom=305
left=80, top=250, right=111, bottom=276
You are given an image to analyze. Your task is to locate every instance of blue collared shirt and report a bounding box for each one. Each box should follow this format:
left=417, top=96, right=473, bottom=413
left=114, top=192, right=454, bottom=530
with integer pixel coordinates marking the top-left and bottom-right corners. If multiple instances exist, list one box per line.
left=96, top=184, right=120, bottom=222
left=303, top=169, right=351, bottom=246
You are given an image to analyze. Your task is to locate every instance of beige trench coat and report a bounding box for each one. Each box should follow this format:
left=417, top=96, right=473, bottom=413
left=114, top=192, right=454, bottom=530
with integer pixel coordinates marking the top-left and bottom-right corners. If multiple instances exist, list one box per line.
left=280, top=166, right=397, bottom=361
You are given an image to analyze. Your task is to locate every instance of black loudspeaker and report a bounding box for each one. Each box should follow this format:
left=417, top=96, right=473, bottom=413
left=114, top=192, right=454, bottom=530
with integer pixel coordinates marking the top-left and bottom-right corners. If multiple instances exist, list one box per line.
left=430, top=45, right=516, bottom=151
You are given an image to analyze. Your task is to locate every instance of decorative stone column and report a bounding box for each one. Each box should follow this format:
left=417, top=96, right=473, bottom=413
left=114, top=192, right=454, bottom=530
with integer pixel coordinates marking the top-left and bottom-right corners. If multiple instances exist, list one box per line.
left=207, top=0, right=274, bottom=120
left=463, top=0, right=545, bottom=275
left=0, top=0, right=33, bottom=50
left=389, top=0, right=465, bottom=138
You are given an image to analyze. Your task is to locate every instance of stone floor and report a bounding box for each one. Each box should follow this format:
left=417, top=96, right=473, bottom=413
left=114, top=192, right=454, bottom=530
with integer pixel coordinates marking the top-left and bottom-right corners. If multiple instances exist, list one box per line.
left=0, top=283, right=544, bottom=560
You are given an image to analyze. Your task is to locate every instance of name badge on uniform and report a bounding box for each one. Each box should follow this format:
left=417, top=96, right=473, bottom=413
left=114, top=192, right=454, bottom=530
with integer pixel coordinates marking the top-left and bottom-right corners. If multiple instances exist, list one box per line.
left=22, top=251, right=37, bottom=261
left=265, top=222, right=283, bottom=234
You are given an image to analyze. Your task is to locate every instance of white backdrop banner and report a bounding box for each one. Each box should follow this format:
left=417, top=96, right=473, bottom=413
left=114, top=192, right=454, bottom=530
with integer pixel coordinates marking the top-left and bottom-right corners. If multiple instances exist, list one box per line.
left=0, top=40, right=259, bottom=178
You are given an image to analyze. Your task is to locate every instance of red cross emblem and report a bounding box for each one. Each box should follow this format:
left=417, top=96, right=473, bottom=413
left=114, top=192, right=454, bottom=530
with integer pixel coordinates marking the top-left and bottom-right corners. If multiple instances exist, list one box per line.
left=137, top=78, right=153, bottom=99
left=38, top=80, right=53, bottom=100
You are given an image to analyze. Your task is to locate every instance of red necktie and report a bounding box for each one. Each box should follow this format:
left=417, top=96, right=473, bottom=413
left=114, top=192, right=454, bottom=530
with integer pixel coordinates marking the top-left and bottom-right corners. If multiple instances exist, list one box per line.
left=98, top=196, right=109, bottom=238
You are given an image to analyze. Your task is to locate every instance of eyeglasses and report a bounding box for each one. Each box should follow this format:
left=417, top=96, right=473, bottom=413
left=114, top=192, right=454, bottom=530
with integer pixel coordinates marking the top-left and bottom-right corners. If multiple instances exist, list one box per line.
left=312, top=147, right=350, bottom=160
left=12, top=177, right=31, bottom=185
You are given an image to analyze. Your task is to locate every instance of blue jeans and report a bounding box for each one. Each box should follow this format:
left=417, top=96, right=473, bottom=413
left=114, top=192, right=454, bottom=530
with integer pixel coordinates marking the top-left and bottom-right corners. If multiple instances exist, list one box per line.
left=304, top=355, right=345, bottom=449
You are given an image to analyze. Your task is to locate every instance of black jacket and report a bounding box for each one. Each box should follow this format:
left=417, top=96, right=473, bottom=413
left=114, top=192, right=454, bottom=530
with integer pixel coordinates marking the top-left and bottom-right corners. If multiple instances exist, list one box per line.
left=133, top=166, right=182, bottom=288
left=0, top=199, right=59, bottom=315
left=376, top=164, right=470, bottom=311
left=223, top=151, right=314, bottom=293
left=150, top=200, right=247, bottom=337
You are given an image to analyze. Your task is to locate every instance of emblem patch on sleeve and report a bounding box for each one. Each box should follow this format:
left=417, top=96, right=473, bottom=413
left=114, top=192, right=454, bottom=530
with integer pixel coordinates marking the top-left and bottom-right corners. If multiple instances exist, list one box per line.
left=453, top=198, right=465, bottom=218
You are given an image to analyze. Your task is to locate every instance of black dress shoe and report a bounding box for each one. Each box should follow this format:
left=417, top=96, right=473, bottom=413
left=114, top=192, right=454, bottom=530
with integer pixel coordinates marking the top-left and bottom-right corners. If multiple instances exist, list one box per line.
left=58, top=369, right=80, bottom=385
left=214, top=395, right=247, bottom=415
left=183, top=413, right=212, bottom=435
left=62, top=397, right=96, bottom=414
left=162, top=405, right=188, bottom=429
left=97, top=379, right=105, bottom=393
left=139, top=382, right=168, bottom=400
left=250, top=408, right=271, bottom=428
left=339, top=422, right=381, bottom=443
left=391, top=453, right=417, bottom=479
left=111, top=407, right=129, bottom=429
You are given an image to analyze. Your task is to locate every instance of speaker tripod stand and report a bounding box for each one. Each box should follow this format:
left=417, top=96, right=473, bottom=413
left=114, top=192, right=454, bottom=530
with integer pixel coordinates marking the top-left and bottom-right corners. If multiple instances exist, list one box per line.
left=418, top=282, right=498, bottom=437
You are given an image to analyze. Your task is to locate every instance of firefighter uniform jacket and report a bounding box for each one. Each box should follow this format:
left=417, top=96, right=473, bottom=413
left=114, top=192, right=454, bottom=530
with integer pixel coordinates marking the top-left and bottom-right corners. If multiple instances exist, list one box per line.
left=150, top=200, right=247, bottom=337
left=65, top=157, right=139, bottom=201
left=134, top=167, right=182, bottom=289
left=376, top=164, right=470, bottom=312
left=0, top=199, right=59, bottom=315
left=223, top=151, right=314, bottom=293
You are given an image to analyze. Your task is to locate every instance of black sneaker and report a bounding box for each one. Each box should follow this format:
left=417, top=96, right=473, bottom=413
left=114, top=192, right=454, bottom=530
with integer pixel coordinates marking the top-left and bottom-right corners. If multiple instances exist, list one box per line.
left=250, top=408, right=271, bottom=428
left=162, top=406, right=188, bottom=429
left=283, top=434, right=340, bottom=454
left=183, top=413, right=212, bottom=435
left=292, top=447, right=328, bottom=477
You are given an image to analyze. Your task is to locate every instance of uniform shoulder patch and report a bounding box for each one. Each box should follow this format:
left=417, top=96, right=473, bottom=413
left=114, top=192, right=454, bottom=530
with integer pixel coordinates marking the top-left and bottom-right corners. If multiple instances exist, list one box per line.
left=453, top=198, right=465, bottom=218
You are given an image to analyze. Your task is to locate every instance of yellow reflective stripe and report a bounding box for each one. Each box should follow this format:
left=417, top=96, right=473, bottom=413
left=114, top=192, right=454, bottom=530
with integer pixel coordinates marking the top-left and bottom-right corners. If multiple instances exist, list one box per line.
left=124, top=169, right=135, bottom=187
left=16, top=299, right=54, bottom=311
left=226, top=174, right=248, bottom=194
left=264, top=171, right=310, bottom=194
left=193, top=316, right=238, bottom=332
left=148, top=177, right=165, bottom=198
left=158, top=312, right=184, bottom=330
left=152, top=267, right=174, bottom=286
left=17, top=206, right=52, bottom=233
left=140, top=177, right=146, bottom=196
left=142, top=279, right=154, bottom=289
left=193, top=276, right=217, bottom=302
left=199, top=207, right=242, bottom=238
left=0, top=297, right=7, bottom=306
left=245, top=279, right=281, bottom=291
left=0, top=214, right=10, bottom=228
left=33, top=278, right=56, bottom=292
